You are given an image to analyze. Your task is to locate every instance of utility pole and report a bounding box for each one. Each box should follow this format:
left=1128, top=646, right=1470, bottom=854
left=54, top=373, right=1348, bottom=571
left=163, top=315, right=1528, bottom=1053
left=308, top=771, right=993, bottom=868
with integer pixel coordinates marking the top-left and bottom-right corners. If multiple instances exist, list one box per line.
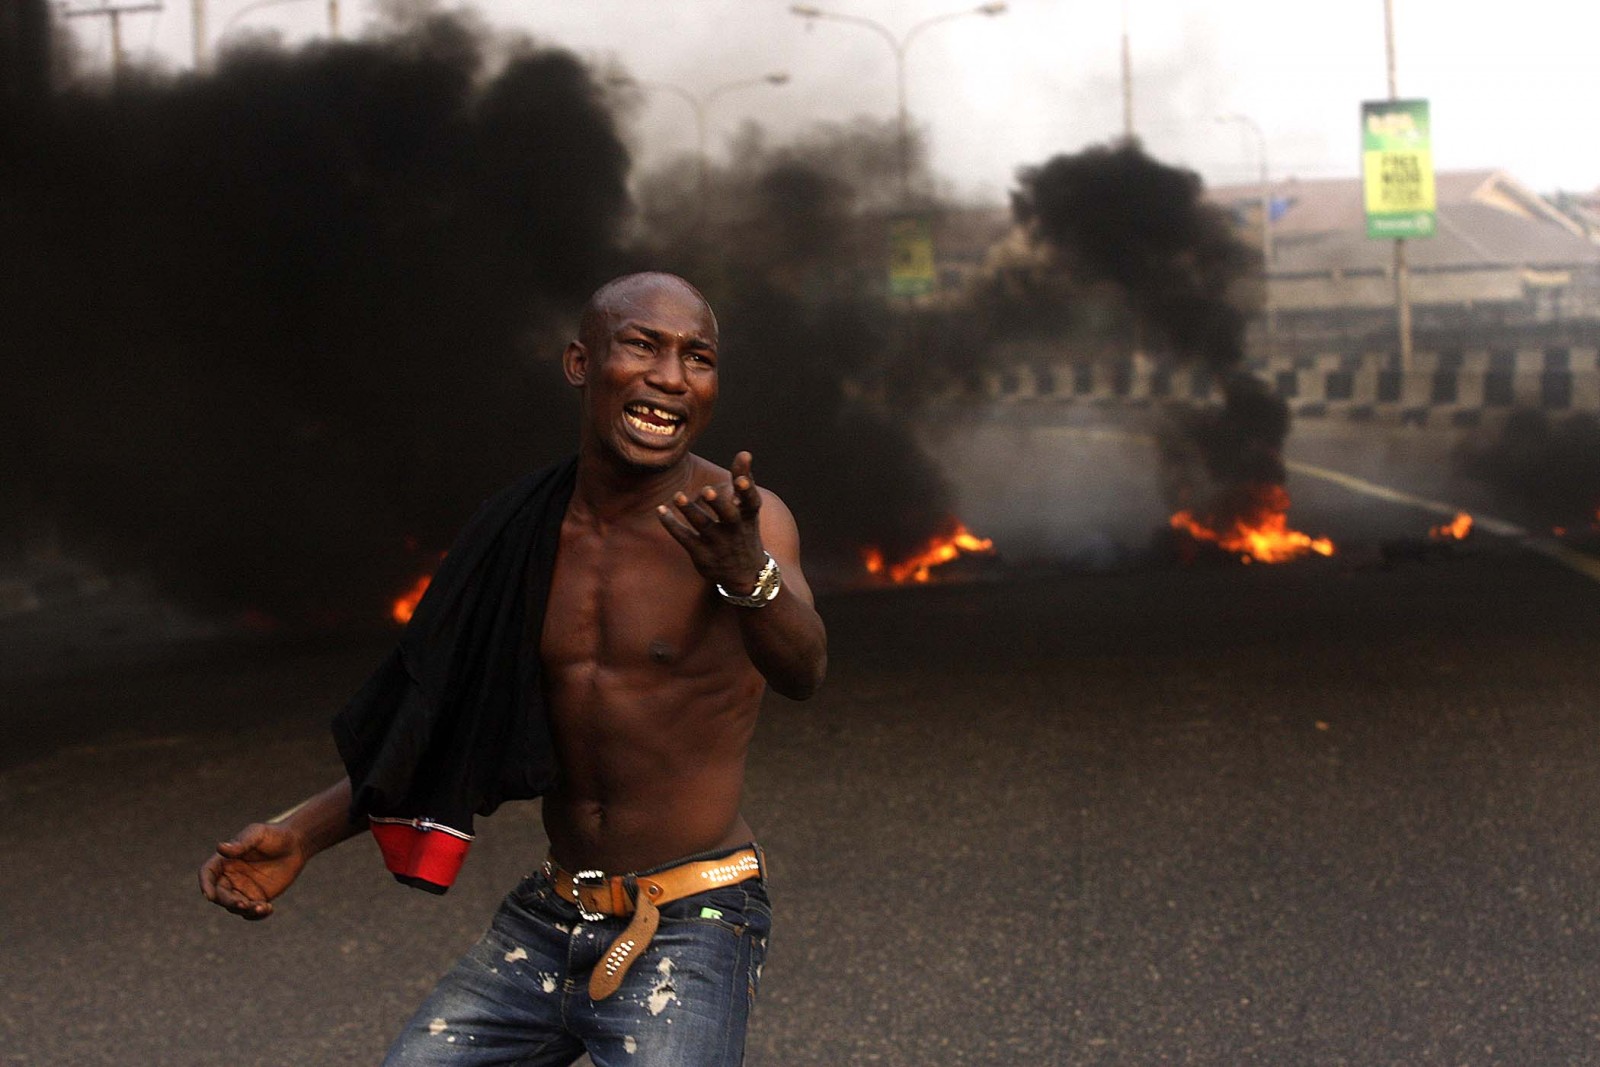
left=191, top=0, right=205, bottom=68
left=1120, top=0, right=1134, bottom=140
left=1383, top=0, right=1413, bottom=374
left=61, top=1, right=164, bottom=82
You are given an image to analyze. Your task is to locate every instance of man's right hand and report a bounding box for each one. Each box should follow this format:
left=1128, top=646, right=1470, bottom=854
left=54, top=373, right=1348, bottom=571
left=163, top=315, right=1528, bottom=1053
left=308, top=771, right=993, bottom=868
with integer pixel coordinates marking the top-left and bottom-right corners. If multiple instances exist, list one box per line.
left=199, top=823, right=309, bottom=921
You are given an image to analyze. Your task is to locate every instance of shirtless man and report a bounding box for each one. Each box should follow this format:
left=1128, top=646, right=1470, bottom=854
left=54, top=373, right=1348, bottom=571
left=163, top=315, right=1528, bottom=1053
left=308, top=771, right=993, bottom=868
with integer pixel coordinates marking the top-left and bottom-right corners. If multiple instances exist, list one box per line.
left=199, top=273, right=827, bottom=1066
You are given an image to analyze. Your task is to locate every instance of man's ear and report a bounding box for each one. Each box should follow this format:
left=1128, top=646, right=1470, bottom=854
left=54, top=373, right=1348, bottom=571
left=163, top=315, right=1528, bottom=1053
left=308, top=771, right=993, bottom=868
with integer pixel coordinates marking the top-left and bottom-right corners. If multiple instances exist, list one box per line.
left=562, top=341, right=589, bottom=388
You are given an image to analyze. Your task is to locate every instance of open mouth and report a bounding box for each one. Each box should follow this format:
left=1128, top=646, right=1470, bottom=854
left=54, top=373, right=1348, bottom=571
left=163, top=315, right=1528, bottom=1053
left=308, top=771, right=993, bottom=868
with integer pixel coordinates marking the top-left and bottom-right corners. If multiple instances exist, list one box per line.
left=623, top=402, right=685, bottom=439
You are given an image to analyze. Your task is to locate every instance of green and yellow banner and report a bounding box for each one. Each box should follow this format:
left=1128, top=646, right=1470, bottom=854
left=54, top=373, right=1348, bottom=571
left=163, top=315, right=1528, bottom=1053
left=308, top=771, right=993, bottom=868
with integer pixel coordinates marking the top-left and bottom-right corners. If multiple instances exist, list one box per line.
left=888, top=214, right=936, bottom=298
left=1362, top=98, right=1435, bottom=239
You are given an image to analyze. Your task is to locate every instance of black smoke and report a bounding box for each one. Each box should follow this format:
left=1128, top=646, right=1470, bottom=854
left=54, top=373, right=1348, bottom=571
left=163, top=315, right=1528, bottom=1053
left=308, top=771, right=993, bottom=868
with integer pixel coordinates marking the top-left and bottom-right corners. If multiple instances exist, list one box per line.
left=1013, top=141, right=1256, bottom=376
left=4, top=13, right=631, bottom=624
left=626, top=117, right=958, bottom=570
left=1012, top=141, right=1285, bottom=524
left=1, top=0, right=54, bottom=119
left=5, top=21, right=966, bottom=622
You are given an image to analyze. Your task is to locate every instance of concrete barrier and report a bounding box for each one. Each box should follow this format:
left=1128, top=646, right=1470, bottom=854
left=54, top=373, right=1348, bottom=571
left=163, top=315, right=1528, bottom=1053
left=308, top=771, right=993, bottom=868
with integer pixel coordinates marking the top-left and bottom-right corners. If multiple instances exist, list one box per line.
left=984, top=346, right=1600, bottom=425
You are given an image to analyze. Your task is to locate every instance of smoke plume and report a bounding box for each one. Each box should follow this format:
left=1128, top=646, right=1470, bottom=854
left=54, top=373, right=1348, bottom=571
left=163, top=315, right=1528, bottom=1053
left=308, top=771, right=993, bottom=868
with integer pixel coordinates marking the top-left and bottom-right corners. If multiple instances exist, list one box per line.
left=1013, top=141, right=1256, bottom=377
left=5, top=12, right=631, bottom=623
left=626, top=116, right=958, bottom=569
left=5, top=22, right=963, bottom=621
left=1011, top=141, right=1282, bottom=523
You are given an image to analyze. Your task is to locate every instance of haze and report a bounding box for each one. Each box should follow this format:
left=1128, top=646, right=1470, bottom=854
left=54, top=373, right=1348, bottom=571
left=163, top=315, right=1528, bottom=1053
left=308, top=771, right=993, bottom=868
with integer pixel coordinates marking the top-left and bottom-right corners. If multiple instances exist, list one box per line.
left=60, top=0, right=1600, bottom=202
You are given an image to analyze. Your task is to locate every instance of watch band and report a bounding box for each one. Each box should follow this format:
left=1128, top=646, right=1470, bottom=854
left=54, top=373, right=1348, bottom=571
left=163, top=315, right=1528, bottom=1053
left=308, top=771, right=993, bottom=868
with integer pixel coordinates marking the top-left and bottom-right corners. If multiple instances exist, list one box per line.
left=716, top=552, right=782, bottom=608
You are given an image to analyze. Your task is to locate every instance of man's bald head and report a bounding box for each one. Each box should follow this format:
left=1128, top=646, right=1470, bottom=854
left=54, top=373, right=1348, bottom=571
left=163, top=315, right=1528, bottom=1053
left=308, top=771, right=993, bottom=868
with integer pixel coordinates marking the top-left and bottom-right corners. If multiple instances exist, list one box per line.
left=577, top=272, right=718, bottom=355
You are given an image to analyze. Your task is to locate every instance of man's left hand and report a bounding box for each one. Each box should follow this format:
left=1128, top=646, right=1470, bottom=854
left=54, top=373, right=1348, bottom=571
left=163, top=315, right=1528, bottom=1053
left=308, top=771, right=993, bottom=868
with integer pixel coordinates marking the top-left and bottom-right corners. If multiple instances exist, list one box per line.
left=658, top=451, right=769, bottom=593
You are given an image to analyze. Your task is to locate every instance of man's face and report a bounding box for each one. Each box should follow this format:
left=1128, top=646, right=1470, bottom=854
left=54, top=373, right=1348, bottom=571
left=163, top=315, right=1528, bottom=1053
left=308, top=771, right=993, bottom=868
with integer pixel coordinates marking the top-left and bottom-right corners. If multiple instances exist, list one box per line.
left=568, top=280, right=719, bottom=472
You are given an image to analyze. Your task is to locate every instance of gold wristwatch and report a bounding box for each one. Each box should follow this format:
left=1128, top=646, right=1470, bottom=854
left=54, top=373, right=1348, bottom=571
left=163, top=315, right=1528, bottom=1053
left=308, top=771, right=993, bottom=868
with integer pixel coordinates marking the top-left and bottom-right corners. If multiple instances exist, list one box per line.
left=716, top=552, right=782, bottom=608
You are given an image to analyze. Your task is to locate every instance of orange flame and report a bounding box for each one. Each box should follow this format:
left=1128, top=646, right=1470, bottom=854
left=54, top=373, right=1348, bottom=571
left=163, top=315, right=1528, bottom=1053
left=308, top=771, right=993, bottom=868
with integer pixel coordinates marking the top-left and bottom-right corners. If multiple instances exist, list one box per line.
left=391, top=548, right=446, bottom=624
left=1169, top=485, right=1334, bottom=564
left=1429, top=512, right=1472, bottom=541
left=862, top=522, right=996, bottom=584
left=391, top=572, right=432, bottom=625
left=1558, top=507, right=1600, bottom=537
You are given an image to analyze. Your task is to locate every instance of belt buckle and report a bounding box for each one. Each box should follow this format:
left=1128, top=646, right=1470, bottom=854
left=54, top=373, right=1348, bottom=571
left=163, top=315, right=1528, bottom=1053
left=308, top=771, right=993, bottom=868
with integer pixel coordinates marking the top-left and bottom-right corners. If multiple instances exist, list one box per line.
left=572, top=869, right=608, bottom=921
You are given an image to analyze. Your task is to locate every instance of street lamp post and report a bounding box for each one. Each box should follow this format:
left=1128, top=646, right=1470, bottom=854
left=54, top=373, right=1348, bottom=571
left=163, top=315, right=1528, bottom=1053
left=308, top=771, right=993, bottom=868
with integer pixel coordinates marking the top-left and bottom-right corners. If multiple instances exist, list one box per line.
left=1217, top=112, right=1275, bottom=353
left=206, top=0, right=338, bottom=67
left=193, top=0, right=205, bottom=68
left=1120, top=0, right=1134, bottom=140
left=789, top=2, right=1007, bottom=203
left=608, top=73, right=789, bottom=200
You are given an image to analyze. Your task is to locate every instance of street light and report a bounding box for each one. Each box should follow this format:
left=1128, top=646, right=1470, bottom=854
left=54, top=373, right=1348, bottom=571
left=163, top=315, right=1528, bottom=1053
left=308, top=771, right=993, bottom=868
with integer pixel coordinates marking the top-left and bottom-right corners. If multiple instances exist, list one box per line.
left=608, top=73, right=790, bottom=199
left=1217, top=112, right=1275, bottom=352
left=208, top=0, right=337, bottom=67
left=789, top=2, right=1007, bottom=203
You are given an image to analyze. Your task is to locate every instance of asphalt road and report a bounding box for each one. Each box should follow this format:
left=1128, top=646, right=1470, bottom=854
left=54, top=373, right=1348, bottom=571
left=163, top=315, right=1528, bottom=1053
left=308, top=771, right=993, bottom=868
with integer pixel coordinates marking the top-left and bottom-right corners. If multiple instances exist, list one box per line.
left=5, top=430, right=1600, bottom=1065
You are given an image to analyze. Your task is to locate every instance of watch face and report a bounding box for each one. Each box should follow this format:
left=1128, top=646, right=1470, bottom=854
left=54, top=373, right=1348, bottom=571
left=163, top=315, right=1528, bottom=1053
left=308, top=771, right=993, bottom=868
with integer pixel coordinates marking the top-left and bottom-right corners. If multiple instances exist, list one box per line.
left=721, top=554, right=780, bottom=605
left=755, top=556, right=782, bottom=599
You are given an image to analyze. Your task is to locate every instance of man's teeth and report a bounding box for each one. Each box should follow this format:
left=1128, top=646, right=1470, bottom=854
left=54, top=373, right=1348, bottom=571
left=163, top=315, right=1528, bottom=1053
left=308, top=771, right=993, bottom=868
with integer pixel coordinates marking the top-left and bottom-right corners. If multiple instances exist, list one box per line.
left=625, top=407, right=683, bottom=435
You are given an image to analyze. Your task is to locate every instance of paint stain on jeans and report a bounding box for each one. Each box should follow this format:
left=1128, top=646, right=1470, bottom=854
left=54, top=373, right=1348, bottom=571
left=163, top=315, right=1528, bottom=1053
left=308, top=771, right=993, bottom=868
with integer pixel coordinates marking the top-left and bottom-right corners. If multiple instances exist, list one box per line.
left=646, top=958, right=678, bottom=1016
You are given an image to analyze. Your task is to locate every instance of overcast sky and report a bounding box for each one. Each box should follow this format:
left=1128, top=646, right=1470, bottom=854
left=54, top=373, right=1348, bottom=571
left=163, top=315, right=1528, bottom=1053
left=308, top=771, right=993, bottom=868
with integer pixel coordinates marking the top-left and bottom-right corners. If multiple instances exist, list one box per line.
left=73, top=0, right=1600, bottom=203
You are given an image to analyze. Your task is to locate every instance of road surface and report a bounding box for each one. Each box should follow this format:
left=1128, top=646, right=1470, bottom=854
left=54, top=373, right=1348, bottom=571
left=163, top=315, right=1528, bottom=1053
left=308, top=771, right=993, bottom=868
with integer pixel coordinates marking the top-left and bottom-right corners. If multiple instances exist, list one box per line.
left=4, top=421, right=1599, bottom=1065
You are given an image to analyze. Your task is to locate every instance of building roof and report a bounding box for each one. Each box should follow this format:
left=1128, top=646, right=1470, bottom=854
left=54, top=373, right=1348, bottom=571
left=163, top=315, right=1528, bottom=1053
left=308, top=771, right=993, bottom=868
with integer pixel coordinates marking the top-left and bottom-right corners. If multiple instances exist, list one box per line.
left=1209, top=170, right=1600, bottom=275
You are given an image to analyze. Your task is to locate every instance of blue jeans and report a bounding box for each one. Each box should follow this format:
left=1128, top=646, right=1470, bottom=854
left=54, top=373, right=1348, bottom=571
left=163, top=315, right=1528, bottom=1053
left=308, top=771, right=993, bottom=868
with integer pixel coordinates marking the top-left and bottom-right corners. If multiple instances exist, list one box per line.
left=383, top=850, right=772, bottom=1067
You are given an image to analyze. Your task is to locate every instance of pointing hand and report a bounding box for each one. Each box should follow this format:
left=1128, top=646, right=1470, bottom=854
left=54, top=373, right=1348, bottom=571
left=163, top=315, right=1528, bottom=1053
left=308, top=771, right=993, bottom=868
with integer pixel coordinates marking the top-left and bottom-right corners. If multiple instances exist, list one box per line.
left=657, top=451, right=768, bottom=594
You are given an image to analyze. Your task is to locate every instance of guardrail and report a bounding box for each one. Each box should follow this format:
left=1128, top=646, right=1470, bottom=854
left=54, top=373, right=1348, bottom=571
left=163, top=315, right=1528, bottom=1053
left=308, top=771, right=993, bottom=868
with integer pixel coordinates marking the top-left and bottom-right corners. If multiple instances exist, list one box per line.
left=980, top=344, right=1600, bottom=426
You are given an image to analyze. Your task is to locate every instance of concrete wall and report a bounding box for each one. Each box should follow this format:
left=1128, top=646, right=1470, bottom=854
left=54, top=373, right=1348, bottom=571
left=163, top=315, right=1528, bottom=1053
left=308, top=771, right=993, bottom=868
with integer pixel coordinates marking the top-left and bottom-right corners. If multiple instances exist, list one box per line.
left=984, top=345, right=1600, bottom=426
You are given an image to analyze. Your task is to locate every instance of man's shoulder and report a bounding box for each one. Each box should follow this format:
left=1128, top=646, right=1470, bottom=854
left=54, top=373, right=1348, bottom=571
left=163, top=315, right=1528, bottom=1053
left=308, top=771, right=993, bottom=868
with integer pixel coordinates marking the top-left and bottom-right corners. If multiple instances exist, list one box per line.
left=684, top=454, right=793, bottom=517
left=687, top=452, right=729, bottom=483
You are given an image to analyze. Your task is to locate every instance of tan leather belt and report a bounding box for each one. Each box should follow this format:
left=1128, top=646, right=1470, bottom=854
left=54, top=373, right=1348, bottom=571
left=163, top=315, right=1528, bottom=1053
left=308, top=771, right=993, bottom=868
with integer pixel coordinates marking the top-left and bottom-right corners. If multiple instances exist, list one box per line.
left=544, top=847, right=763, bottom=1000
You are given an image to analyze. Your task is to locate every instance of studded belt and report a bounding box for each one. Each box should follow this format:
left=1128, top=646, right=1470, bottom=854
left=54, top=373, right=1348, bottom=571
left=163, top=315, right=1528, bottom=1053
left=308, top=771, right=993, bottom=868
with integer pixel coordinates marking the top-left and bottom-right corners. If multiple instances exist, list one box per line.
left=544, top=846, right=763, bottom=1000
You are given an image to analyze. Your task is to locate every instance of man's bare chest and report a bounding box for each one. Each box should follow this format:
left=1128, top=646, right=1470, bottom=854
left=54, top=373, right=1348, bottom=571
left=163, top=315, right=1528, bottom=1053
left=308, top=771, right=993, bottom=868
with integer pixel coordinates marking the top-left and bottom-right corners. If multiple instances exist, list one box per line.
left=539, top=519, right=719, bottom=672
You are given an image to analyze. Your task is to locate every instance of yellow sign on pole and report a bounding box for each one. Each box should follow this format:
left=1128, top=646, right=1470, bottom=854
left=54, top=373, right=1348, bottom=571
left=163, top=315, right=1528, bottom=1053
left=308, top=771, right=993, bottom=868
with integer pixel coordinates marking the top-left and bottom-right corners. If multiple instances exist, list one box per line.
left=888, top=214, right=936, bottom=298
left=1361, top=98, right=1435, bottom=239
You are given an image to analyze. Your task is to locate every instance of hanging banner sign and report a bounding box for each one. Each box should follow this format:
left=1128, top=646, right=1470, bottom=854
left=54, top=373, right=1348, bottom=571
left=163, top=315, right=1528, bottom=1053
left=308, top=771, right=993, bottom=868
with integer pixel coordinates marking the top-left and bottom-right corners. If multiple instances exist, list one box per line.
left=888, top=214, right=936, bottom=297
left=1361, top=98, right=1436, bottom=239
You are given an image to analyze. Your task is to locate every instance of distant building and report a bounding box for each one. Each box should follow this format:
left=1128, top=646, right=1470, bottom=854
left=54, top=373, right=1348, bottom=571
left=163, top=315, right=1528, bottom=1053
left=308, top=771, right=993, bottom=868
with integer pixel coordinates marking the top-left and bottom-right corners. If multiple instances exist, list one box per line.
left=1550, top=187, right=1600, bottom=242
left=1210, top=170, right=1600, bottom=357
left=960, top=171, right=1600, bottom=421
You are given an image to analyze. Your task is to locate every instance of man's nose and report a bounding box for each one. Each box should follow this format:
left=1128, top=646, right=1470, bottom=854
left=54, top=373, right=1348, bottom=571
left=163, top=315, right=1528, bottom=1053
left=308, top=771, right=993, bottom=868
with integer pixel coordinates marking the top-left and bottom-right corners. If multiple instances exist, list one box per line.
left=645, top=350, right=689, bottom=392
